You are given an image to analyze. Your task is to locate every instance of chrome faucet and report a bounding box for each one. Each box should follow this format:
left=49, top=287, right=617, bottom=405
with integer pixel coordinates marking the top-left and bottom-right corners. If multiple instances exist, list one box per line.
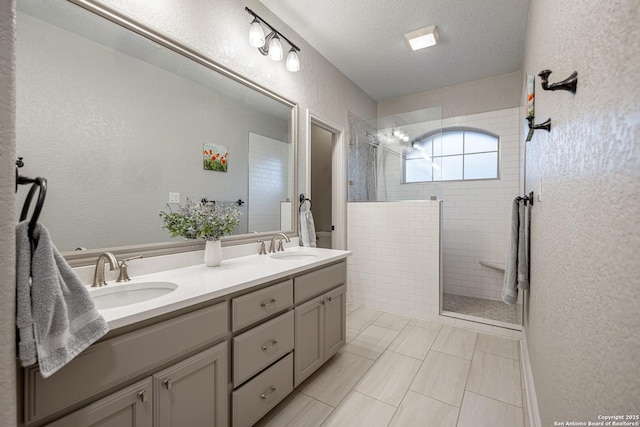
left=92, top=252, right=118, bottom=287
left=269, top=233, right=291, bottom=253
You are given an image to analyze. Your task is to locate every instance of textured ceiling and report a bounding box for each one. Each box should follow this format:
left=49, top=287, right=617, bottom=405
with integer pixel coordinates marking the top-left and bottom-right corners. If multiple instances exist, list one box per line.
left=259, top=0, right=531, bottom=101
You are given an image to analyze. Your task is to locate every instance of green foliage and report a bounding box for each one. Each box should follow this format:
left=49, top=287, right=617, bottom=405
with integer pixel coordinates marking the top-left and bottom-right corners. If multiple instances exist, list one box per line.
left=159, top=199, right=241, bottom=241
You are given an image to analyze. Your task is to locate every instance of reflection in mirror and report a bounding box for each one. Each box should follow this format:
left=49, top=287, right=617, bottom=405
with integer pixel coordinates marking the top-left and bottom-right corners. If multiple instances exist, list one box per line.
left=16, top=0, right=296, bottom=258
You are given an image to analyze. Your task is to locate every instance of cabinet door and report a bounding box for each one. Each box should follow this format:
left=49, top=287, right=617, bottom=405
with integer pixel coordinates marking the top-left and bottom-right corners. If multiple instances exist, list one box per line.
left=324, top=285, right=346, bottom=360
left=154, top=342, right=228, bottom=427
left=293, top=295, right=324, bottom=387
left=46, top=378, right=152, bottom=427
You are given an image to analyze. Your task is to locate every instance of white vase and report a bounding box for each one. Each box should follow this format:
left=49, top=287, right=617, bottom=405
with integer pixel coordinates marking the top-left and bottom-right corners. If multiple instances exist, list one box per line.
left=204, top=239, right=222, bottom=267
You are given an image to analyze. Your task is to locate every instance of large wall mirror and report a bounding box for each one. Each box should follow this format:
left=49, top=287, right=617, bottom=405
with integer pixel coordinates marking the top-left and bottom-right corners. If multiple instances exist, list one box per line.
left=16, top=0, right=298, bottom=265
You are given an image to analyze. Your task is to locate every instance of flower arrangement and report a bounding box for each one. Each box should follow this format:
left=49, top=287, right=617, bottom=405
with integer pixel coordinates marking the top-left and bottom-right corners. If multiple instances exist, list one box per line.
left=159, top=199, right=241, bottom=241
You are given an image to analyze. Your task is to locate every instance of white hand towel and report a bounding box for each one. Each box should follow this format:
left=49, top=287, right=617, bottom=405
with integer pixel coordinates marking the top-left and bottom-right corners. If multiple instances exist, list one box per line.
left=16, top=221, right=109, bottom=378
left=298, top=204, right=317, bottom=247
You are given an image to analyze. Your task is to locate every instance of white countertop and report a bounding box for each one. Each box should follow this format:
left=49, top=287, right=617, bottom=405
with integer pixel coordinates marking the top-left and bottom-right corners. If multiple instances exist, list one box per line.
left=91, top=247, right=351, bottom=330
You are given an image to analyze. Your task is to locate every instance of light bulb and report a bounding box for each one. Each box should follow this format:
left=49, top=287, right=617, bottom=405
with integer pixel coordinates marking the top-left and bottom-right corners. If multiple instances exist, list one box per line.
left=249, top=19, right=265, bottom=48
left=285, top=48, right=300, bottom=72
left=268, top=35, right=283, bottom=61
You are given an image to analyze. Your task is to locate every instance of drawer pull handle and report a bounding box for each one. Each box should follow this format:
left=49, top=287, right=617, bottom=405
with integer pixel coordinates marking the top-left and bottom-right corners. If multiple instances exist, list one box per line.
left=138, top=391, right=147, bottom=403
left=260, top=298, right=277, bottom=308
left=261, top=386, right=276, bottom=399
left=262, top=339, right=278, bottom=351
left=163, top=379, right=172, bottom=390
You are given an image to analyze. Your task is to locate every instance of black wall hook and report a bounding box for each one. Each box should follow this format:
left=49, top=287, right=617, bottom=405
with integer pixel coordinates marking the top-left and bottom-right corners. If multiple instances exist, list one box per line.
left=538, top=70, right=578, bottom=94
left=525, top=116, right=552, bottom=142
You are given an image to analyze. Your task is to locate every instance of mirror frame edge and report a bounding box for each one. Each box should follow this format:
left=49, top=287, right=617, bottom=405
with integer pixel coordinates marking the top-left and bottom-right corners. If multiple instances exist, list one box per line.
left=60, top=0, right=299, bottom=267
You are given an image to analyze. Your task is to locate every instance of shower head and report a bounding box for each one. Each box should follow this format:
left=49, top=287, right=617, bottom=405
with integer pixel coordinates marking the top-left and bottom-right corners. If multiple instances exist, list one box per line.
left=365, top=132, right=380, bottom=147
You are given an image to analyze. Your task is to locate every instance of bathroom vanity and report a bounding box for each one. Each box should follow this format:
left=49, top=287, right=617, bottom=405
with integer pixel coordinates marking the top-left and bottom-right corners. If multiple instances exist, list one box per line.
left=17, top=248, right=349, bottom=427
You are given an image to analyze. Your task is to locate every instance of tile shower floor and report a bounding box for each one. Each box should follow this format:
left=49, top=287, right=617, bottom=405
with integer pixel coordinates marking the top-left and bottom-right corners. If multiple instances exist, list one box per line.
left=443, top=293, right=519, bottom=325
left=255, top=305, right=524, bottom=427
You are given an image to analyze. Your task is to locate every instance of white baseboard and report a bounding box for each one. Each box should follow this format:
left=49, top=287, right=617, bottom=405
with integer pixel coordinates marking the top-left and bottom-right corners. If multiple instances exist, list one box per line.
left=521, top=329, right=542, bottom=427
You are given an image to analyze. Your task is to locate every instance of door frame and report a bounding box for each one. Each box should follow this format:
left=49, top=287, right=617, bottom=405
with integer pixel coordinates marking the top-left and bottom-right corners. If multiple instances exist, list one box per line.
left=304, top=110, right=347, bottom=250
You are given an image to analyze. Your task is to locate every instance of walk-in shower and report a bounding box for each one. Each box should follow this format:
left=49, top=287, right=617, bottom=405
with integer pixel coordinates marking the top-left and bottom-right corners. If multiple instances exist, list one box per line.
left=347, top=107, right=523, bottom=329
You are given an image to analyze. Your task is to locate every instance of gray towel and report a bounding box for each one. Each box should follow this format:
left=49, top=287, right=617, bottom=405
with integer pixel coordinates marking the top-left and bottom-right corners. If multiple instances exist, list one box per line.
left=16, top=221, right=109, bottom=378
left=298, top=203, right=317, bottom=247
left=502, top=198, right=530, bottom=304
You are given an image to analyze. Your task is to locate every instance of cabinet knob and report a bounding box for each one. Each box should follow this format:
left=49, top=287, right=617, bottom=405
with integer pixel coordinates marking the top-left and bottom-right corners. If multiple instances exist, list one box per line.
left=261, top=339, right=278, bottom=351
left=260, top=386, right=276, bottom=400
left=320, top=300, right=325, bottom=306
left=137, top=391, right=147, bottom=402
left=260, top=298, right=277, bottom=308
left=163, top=379, right=172, bottom=390
left=327, top=296, right=333, bottom=302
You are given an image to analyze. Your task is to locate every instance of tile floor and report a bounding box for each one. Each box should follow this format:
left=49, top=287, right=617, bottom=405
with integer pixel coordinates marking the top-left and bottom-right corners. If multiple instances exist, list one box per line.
left=255, top=304, right=524, bottom=427
left=443, top=293, right=519, bottom=325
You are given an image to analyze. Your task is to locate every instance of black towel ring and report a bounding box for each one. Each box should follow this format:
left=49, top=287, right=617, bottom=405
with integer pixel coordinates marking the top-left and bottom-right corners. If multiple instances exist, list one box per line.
left=19, top=177, right=47, bottom=250
left=299, top=193, right=312, bottom=213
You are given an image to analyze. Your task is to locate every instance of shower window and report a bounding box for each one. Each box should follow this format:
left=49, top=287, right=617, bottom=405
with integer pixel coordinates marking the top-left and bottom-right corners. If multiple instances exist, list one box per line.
left=403, top=128, right=499, bottom=182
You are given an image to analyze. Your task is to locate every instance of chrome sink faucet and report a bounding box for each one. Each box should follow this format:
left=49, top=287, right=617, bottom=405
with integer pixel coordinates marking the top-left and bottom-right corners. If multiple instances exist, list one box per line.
left=92, top=252, right=118, bottom=287
left=269, top=233, right=291, bottom=253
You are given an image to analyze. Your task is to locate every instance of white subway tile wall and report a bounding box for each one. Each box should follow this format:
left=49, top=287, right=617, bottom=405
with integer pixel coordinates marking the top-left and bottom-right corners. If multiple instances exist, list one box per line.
left=347, top=201, right=441, bottom=320
left=374, top=108, right=521, bottom=301
left=248, top=133, right=291, bottom=232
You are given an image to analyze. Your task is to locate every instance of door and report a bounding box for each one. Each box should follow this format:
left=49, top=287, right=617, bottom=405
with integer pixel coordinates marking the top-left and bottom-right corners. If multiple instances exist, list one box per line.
left=324, top=285, right=347, bottom=359
left=154, top=342, right=228, bottom=427
left=293, top=295, right=324, bottom=387
left=47, top=378, right=152, bottom=427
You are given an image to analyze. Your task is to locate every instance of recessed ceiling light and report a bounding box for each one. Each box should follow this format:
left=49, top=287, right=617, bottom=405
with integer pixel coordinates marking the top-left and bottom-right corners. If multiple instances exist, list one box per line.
left=404, top=25, right=439, bottom=51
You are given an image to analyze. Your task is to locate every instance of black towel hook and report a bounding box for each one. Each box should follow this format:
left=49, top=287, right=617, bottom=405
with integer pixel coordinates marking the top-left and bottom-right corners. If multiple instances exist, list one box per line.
left=299, top=193, right=312, bottom=212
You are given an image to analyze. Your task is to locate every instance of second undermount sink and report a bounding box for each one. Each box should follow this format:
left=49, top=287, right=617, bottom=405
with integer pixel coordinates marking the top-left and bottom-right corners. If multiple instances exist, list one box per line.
left=271, top=252, right=319, bottom=260
left=91, top=281, right=178, bottom=310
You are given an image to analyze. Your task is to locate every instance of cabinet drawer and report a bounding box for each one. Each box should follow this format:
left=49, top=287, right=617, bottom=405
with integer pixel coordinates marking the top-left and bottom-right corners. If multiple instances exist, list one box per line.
left=232, top=280, right=293, bottom=331
left=24, top=302, right=228, bottom=425
left=294, top=262, right=346, bottom=304
left=232, top=352, right=293, bottom=427
left=233, top=311, right=294, bottom=387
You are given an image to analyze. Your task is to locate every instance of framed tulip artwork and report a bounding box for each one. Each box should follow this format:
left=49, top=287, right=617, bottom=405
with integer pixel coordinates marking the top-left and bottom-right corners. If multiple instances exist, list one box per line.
left=203, top=143, right=228, bottom=172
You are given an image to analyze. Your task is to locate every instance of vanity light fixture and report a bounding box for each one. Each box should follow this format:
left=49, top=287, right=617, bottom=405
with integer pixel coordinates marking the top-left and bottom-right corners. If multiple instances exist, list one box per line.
left=245, top=7, right=301, bottom=72
left=404, top=25, right=439, bottom=51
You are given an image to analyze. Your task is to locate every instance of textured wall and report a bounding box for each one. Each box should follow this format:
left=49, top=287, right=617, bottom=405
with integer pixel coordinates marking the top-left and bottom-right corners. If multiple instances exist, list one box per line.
left=522, top=0, right=640, bottom=423
left=0, top=1, right=16, bottom=425
left=378, top=71, right=522, bottom=119
left=347, top=201, right=441, bottom=320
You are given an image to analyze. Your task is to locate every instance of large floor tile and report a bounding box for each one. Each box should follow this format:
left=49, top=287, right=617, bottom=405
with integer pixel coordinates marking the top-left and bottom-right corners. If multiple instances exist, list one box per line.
left=320, top=391, right=396, bottom=427
left=298, top=351, right=373, bottom=407
left=431, top=326, right=477, bottom=360
left=408, top=318, right=443, bottom=332
left=466, top=351, right=522, bottom=407
left=345, top=303, right=359, bottom=315
left=409, top=351, right=470, bottom=407
left=372, top=312, right=410, bottom=331
left=346, top=328, right=359, bottom=343
left=346, top=306, right=383, bottom=331
left=389, top=391, right=459, bottom=427
left=388, top=325, right=439, bottom=360
left=457, top=391, right=523, bottom=427
left=354, top=351, right=422, bottom=407
left=475, top=333, right=520, bottom=360
left=342, top=324, right=399, bottom=360
left=254, top=391, right=332, bottom=427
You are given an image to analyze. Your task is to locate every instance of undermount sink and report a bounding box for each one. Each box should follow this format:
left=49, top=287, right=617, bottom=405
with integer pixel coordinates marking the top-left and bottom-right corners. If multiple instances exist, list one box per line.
left=271, top=252, right=319, bottom=260
left=91, top=281, right=178, bottom=310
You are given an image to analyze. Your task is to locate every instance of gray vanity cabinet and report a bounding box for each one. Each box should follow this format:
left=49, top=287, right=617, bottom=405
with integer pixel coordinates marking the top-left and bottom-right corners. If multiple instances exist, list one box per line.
left=154, top=342, right=228, bottom=427
left=47, top=378, right=153, bottom=427
left=293, top=261, right=347, bottom=387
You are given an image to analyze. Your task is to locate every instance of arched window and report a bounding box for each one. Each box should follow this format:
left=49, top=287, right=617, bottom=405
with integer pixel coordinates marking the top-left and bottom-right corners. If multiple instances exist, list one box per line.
left=403, top=127, right=499, bottom=182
